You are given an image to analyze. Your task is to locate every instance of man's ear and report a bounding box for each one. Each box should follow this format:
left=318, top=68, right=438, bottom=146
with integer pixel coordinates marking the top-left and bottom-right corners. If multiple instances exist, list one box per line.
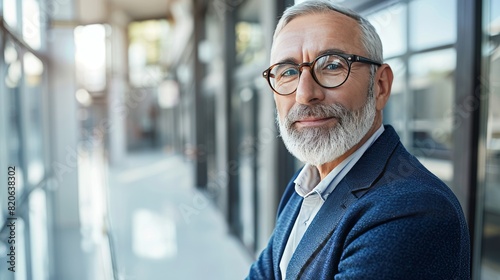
left=374, top=64, right=393, bottom=111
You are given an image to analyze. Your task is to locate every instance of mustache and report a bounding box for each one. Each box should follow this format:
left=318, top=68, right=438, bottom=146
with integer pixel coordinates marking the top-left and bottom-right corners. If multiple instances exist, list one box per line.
left=283, top=103, right=349, bottom=125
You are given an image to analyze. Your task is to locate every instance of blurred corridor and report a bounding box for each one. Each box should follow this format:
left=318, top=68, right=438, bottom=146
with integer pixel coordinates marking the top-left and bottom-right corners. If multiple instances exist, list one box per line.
left=0, top=0, right=500, bottom=279
left=107, top=151, right=251, bottom=279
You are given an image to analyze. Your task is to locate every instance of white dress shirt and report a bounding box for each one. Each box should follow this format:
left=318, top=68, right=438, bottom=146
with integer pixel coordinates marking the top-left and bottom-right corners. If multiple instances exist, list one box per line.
left=279, top=125, right=385, bottom=279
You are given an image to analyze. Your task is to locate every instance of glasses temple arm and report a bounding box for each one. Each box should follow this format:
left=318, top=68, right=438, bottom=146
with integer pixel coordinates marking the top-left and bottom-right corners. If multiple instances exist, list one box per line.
left=354, top=56, right=382, bottom=66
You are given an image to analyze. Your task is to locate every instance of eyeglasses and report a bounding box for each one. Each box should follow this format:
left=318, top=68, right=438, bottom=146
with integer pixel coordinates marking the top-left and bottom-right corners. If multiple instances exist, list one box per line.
left=262, top=52, right=382, bottom=95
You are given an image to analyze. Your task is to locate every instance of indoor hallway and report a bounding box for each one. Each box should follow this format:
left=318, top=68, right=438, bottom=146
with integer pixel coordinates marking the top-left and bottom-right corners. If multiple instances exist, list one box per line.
left=107, top=150, right=252, bottom=280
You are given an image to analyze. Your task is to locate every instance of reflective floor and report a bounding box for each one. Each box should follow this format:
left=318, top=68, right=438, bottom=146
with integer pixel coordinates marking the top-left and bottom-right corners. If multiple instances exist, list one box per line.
left=107, top=151, right=252, bottom=280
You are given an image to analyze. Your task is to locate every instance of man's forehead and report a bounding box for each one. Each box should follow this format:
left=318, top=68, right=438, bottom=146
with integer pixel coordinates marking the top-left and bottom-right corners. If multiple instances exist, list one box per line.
left=270, top=12, right=363, bottom=63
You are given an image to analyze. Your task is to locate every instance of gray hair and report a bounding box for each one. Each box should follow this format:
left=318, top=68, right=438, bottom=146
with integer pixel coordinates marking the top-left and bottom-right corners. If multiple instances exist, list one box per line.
left=273, top=0, right=383, bottom=64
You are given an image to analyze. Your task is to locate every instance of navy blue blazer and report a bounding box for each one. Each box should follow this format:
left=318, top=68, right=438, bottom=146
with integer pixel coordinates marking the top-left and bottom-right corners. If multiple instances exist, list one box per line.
left=247, top=125, right=470, bottom=279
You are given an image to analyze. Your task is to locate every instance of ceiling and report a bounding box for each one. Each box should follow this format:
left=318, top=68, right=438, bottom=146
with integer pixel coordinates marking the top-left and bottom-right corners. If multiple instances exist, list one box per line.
left=109, top=0, right=172, bottom=21
left=76, top=0, right=386, bottom=27
left=78, top=0, right=178, bottom=24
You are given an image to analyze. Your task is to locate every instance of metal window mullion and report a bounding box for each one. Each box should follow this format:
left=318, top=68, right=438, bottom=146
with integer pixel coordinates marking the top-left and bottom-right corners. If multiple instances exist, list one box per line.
left=223, top=2, right=241, bottom=237
left=403, top=0, right=411, bottom=148
left=453, top=0, right=484, bottom=278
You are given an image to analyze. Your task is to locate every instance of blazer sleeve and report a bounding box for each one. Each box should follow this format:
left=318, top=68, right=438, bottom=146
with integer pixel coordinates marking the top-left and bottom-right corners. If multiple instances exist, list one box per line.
left=246, top=233, right=276, bottom=280
left=334, top=184, right=470, bottom=280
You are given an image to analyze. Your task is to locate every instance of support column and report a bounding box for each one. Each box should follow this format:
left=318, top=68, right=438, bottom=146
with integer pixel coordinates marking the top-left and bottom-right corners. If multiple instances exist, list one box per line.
left=108, top=10, right=130, bottom=165
left=193, top=0, right=208, bottom=189
left=47, top=26, right=89, bottom=280
left=221, top=1, right=242, bottom=237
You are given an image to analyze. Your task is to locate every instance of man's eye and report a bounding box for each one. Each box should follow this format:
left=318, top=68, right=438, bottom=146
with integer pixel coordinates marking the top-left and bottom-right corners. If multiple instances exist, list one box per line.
left=281, top=68, right=299, bottom=77
left=325, top=63, right=340, bottom=70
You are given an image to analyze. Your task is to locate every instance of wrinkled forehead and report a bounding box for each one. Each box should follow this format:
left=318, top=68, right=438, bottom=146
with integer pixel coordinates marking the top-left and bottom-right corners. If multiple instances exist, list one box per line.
left=270, top=12, right=364, bottom=64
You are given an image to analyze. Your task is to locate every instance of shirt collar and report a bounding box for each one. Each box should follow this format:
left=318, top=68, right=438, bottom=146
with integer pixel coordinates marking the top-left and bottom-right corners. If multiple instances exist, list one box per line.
left=293, top=125, right=385, bottom=200
left=294, top=164, right=321, bottom=197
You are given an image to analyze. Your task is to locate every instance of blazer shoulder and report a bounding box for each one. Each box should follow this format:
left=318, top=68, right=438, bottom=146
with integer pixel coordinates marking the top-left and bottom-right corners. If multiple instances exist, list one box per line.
left=352, top=141, right=466, bottom=224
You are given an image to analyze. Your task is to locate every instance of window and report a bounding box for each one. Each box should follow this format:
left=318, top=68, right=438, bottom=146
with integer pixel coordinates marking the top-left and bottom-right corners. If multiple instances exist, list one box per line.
left=22, top=0, right=42, bottom=50
left=3, top=40, right=24, bottom=193
left=29, top=189, right=49, bottom=280
left=23, top=52, right=45, bottom=186
left=3, top=0, right=18, bottom=30
left=480, top=0, right=500, bottom=278
left=367, top=3, right=407, bottom=58
left=75, top=24, right=107, bottom=92
left=409, top=49, right=456, bottom=159
left=383, top=58, right=406, bottom=135
left=367, top=0, right=457, bottom=188
left=409, top=0, right=456, bottom=51
left=1, top=2, right=49, bottom=277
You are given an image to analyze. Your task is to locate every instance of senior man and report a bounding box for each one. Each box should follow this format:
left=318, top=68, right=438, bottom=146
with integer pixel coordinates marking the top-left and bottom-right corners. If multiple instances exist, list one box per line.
left=247, top=1, right=470, bottom=279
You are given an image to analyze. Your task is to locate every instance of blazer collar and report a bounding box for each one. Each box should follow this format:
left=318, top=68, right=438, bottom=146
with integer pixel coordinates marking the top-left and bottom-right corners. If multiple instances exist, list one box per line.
left=285, top=125, right=401, bottom=277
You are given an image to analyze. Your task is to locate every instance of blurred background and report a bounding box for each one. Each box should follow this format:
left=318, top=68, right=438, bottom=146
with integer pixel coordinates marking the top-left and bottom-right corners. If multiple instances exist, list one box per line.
left=0, top=0, right=499, bottom=279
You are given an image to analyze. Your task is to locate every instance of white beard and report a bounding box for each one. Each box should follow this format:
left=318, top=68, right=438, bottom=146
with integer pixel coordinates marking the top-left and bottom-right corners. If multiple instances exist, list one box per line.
left=277, top=87, right=376, bottom=167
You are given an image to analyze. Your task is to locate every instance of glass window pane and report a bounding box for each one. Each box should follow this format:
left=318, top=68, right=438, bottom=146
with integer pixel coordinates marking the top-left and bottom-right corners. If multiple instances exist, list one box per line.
left=22, top=0, right=42, bottom=50
left=492, top=0, right=500, bottom=24
left=481, top=0, right=500, bottom=277
left=409, top=0, right=457, bottom=51
left=3, top=0, right=17, bottom=30
left=367, top=3, right=407, bottom=58
left=235, top=0, right=265, bottom=66
left=128, top=20, right=169, bottom=88
left=383, top=58, right=407, bottom=136
left=29, top=189, right=50, bottom=280
left=15, top=219, right=28, bottom=280
left=408, top=48, right=456, bottom=184
left=0, top=30, right=4, bottom=248
left=75, top=24, right=107, bottom=92
left=0, top=219, right=28, bottom=280
left=23, top=52, right=46, bottom=186
left=4, top=40, right=25, bottom=194
left=235, top=21, right=264, bottom=66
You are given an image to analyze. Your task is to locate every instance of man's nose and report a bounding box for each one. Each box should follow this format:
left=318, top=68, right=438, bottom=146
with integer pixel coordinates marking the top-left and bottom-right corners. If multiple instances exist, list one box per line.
left=295, top=68, right=326, bottom=105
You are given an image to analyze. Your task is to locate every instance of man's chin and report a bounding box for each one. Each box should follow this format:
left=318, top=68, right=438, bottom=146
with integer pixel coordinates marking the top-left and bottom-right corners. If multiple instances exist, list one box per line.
left=284, top=141, right=344, bottom=167
left=289, top=126, right=333, bottom=137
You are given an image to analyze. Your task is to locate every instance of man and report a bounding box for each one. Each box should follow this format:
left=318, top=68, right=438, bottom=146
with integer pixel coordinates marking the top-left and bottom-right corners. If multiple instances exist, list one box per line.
left=247, top=1, right=470, bottom=279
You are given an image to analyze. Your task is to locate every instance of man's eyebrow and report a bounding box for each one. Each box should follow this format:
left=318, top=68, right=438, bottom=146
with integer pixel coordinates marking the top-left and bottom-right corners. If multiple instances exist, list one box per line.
left=318, top=48, right=348, bottom=56
left=274, top=48, right=350, bottom=64
left=274, top=57, right=299, bottom=65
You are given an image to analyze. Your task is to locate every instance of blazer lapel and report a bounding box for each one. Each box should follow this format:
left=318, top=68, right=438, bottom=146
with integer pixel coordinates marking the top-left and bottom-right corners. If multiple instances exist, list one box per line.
left=285, top=179, right=352, bottom=277
left=286, top=125, right=401, bottom=277
left=272, top=192, right=302, bottom=279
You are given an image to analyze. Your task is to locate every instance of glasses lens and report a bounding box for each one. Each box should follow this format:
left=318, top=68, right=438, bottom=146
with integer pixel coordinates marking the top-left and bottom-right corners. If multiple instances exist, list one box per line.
left=269, top=64, right=300, bottom=95
left=265, top=54, right=351, bottom=95
left=313, top=54, right=349, bottom=88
